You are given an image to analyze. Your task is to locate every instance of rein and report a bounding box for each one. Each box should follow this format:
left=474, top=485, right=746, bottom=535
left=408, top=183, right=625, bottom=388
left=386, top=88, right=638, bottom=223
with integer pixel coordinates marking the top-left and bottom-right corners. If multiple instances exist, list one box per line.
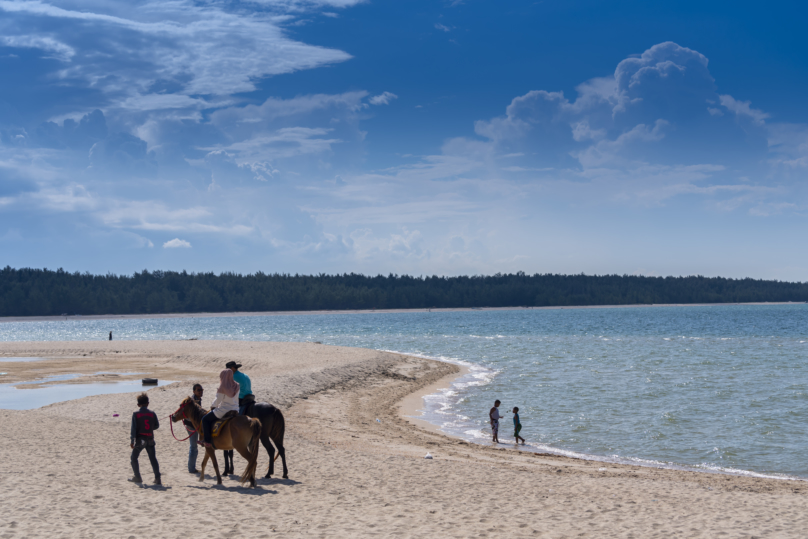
left=168, top=405, right=198, bottom=442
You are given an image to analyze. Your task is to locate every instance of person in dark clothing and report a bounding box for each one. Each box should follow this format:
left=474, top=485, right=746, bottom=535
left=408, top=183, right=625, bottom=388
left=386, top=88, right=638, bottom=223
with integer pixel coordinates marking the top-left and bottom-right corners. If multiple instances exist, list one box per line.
left=109, top=331, right=112, bottom=341
left=129, top=393, right=161, bottom=485
left=187, top=384, right=203, bottom=473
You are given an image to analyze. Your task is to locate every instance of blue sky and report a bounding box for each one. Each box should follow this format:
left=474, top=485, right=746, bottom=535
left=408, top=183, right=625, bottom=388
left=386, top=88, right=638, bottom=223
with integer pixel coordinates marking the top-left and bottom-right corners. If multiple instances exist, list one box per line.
left=1, top=0, right=808, bottom=279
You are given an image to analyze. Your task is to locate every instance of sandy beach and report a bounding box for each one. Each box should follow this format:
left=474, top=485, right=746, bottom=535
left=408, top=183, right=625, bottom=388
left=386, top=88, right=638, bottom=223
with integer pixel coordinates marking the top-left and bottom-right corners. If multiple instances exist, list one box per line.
left=0, top=340, right=806, bottom=538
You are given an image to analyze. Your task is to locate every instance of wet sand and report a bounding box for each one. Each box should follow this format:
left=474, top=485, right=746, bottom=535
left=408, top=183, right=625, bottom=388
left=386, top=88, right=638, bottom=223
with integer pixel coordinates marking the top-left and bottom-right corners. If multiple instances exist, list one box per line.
left=0, top=340, right=806, bottom=537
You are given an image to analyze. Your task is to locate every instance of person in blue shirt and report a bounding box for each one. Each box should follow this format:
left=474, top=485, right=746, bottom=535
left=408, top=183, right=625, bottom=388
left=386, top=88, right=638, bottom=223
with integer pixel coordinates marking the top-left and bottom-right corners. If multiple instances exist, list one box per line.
left=226, top=361, right=253, bottom=414
left=224, top=361, right=253, bottom=476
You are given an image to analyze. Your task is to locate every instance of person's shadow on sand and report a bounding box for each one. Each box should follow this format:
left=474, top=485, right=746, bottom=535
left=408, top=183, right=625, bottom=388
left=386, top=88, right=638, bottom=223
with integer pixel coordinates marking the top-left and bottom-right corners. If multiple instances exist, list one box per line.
left=133, top=484, right=172, bottom=491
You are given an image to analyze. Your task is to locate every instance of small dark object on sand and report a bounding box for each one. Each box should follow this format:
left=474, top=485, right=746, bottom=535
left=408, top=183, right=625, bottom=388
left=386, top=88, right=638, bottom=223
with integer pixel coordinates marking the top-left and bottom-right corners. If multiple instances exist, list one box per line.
left=142, top=378, right=158, bottom=385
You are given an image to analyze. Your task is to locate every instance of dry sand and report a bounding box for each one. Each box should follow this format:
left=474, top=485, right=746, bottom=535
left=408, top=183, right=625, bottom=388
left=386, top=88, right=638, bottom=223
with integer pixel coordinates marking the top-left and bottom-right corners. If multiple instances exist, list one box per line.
left=0, top=340, right=806, bottom=538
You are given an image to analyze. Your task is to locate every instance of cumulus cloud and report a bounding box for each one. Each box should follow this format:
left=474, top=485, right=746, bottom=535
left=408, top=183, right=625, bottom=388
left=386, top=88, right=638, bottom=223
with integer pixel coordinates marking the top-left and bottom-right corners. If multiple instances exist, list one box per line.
left=163, top=238, right=191, bottom=248
left=1, top=28, right=802, bottom=277
left=369, top=92, right=399, bottom=106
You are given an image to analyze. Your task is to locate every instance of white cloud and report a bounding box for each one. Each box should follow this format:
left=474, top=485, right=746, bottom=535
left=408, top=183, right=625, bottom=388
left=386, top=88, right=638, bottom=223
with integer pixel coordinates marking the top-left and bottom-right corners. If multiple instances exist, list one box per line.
left=202, top=127, right=341, bottom=162
left=434, top=23, right=451, bottom=32
left=163, top=238, right=191, bottom=248
left=369, top=92, right=398, bottom=106
left=574, top=120, right=668, bottom=168
left=719, top=94, right=770, bottom=125
left=0, top=34, right=74, bottom=61
left=0, top=0, right=353, bottom=99
left=211, top=91, right=368, bottom=126
left=571, top=120, right=606, bottom=142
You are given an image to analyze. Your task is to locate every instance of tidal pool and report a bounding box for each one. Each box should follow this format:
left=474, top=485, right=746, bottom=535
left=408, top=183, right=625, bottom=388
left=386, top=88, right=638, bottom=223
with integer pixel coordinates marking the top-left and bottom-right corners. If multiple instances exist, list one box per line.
left=0, top=375, right=175, bottom=410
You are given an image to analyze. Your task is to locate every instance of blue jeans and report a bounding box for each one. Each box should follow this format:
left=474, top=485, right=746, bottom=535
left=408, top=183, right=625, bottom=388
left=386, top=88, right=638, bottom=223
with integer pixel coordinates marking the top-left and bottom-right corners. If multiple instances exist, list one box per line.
left=188, top=430, right=199, bottom=472
left=202, top=411, right=217, bottom=444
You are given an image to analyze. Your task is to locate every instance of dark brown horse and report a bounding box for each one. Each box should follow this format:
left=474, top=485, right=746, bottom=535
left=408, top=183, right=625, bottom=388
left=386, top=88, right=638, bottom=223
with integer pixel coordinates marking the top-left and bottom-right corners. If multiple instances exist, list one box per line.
left=171, top=397, right=262, bottom=487
left=248, top=402, right=288, bottom=479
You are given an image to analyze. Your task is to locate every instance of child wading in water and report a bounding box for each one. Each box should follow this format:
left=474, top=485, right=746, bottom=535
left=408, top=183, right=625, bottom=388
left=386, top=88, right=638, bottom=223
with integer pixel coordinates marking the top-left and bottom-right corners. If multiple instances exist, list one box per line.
left=512, top=407, right=525, bottom=445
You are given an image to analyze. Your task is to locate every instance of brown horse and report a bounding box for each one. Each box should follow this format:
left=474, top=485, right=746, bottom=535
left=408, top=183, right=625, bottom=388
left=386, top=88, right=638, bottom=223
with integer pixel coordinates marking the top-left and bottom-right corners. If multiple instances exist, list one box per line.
left=171, top=397, right=262, bottom=487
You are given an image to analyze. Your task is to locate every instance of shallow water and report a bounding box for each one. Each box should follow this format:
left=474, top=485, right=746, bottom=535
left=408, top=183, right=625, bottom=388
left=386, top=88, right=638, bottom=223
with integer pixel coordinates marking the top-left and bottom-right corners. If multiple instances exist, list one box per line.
left=1, top=304, right=807, bottom=477
left=0, top=376, right=175, bottom=410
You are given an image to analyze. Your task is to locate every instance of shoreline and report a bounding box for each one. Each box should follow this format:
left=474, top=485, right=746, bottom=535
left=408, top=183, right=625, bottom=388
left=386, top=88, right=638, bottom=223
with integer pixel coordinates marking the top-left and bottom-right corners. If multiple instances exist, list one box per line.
left=1, top=300, right=804, bottom=324
left=398, top=356, right=805, bottom=483
left=1, top=341, right=807, bottom=536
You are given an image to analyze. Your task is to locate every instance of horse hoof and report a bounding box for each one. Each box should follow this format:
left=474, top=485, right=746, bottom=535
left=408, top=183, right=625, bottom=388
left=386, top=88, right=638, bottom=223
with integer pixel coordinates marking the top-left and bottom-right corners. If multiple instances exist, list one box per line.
left=283, top=474, right=289, bottom=479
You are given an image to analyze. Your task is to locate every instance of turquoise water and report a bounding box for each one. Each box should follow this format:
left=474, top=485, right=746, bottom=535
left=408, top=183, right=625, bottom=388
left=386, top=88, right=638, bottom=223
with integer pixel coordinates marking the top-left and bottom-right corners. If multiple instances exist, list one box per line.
left=2, top=304, right=807, bottom=478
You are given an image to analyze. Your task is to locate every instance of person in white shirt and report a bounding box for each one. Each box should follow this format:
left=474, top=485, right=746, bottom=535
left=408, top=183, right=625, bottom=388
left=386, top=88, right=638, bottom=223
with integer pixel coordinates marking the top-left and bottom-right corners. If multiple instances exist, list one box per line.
left=489, top=399, right=502, bottom=443
left=200, top=369, right=240, bottom=448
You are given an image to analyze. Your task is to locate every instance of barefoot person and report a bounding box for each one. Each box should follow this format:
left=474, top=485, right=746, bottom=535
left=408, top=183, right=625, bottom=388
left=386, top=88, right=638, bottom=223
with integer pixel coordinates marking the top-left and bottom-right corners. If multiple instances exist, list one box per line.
left=512, top=406, right=525, bottom=445
left=200, top=370, right=239, bottom=449
left=129, top=393, right=161, bottom=485
left=489, top=400, right=503, bottom=443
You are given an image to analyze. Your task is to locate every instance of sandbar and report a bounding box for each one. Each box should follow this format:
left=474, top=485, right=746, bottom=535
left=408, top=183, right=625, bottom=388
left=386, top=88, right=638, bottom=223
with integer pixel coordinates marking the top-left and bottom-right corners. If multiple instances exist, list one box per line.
left=0, top=340, right=805, bottom=537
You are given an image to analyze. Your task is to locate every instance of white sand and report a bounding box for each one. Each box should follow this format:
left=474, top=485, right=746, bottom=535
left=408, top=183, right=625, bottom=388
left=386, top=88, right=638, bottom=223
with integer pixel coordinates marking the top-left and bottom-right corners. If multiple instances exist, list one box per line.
left=1, top=340, right=806, bottom=537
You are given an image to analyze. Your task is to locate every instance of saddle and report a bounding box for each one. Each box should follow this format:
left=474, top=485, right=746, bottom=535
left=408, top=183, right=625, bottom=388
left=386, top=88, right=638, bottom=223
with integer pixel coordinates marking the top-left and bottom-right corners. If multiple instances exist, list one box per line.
left=211, top=410, right=238, bottom=437
left=241, top=394, right=256, bottom=417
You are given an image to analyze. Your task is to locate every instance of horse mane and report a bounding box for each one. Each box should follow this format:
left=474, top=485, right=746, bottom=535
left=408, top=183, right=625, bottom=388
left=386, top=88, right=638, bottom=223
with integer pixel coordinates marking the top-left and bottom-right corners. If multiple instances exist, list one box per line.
left=181, top=396, right=205, bottom=424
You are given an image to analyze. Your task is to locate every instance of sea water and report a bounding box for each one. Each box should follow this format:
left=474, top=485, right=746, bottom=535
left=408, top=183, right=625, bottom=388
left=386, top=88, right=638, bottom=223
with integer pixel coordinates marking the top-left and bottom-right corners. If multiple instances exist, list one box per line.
left=1, top=304, right=807, bottom=478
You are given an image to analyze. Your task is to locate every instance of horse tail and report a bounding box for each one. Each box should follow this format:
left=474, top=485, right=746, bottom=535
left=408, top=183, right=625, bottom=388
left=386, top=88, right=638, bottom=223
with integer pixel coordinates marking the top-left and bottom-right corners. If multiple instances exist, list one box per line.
left=273, top=410, right=285, bottom=462
left=239, top=418, right=262, bottom=485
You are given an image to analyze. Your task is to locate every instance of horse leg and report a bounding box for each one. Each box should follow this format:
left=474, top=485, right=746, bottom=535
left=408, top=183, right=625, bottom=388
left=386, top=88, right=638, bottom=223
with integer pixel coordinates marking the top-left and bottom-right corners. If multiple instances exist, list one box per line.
left=260, top=434, right=275, bottom=478
left=208, top=448, right=223, bottom=485
left=199, top=451, right=209, bottom=481
left=277, top=442, right=288, bottom=479
left=234, top=445, right=256, bottom=488
left=223, top=450, right=232, bottom=476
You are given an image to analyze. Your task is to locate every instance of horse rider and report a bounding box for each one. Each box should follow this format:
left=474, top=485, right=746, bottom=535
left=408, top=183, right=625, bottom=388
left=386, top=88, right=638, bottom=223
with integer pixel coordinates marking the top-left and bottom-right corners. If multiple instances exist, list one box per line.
left=226, top=361, right=254, bottom=416
left=200, top=370, right=239, bottom=449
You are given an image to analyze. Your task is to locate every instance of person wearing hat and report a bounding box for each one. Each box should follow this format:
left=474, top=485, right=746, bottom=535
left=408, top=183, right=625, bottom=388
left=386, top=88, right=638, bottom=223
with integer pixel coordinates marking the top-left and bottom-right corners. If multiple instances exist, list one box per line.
left=226, top=361, right=253, bottom=415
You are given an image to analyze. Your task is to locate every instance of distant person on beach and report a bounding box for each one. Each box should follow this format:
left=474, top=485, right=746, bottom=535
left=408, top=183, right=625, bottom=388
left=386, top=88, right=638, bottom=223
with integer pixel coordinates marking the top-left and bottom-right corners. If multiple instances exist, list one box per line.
left=512, top=407, right=525, bottom=445
left=186, top=383, right=204, bottom=473
left=489, top=400, right=502, bottom=443
left=129, top=393, right=161, bottom=485
left=109, top=331, right=112, bottom=341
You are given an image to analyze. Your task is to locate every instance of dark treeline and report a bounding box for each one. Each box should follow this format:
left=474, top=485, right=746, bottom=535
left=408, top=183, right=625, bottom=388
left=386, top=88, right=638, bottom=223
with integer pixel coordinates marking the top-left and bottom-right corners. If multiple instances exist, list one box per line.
left=1, top=266, right=807, bottom=317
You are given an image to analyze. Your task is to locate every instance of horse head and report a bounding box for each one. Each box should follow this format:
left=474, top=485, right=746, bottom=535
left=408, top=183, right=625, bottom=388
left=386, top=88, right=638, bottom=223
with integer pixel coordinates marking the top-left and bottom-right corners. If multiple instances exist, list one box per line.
left=171, top=396, right=195, bottom=423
